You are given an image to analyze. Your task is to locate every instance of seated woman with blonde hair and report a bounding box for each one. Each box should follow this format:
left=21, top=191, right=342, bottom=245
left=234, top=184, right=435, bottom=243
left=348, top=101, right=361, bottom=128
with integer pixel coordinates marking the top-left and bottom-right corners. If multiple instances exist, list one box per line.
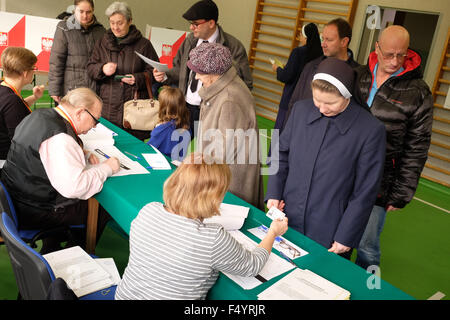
left=115, top=153, right=288, bottom=300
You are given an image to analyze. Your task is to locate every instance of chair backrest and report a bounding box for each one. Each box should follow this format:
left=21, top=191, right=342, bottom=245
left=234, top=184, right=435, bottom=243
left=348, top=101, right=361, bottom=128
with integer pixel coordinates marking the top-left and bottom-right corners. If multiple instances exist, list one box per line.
left=0, top=181, right=19, bottom=226
left=0, top=212, right=55, bottom=300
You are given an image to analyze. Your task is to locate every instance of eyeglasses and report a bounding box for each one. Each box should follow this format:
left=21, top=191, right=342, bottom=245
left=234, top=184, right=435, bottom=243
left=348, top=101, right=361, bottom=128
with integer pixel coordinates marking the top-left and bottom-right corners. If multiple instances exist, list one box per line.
left=84, top=109, right=100, bottom=125
left=190, top=20, right=209, bottom=28
left=376, top=42, right=407, bottom=61
left=257, top=225, right=302, bottom=258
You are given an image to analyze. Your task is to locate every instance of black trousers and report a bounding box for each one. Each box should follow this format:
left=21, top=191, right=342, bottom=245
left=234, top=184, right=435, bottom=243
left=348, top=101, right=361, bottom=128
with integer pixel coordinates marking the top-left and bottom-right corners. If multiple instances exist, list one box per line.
left=17, top=200, right=111, bottom=253
left=186, top=102, right=200, bottom=139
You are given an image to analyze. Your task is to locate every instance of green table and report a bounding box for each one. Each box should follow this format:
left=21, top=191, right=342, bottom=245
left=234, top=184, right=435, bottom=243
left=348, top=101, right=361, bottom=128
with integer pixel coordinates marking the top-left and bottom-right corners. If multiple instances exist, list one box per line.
left=92, top=119, right=414, bottom=300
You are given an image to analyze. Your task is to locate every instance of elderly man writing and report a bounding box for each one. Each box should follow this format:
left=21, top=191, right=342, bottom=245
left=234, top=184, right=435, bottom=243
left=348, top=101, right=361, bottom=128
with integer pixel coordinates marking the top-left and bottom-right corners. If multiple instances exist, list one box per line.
left=1, top=88, right=120, bottom=253
left=354, top=25, right=433, bottom=270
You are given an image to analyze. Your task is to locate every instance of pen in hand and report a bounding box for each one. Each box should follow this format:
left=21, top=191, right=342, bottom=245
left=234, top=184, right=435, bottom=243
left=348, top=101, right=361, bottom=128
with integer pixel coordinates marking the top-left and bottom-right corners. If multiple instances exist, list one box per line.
left=95, top=149, right=130, bottom=170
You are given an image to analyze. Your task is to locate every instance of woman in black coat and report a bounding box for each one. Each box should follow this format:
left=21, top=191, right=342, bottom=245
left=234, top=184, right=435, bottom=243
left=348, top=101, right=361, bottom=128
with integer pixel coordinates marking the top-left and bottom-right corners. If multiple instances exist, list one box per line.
left=87, top=2, right=159, bottom=141
left=271, top=23, right=322, bottom=132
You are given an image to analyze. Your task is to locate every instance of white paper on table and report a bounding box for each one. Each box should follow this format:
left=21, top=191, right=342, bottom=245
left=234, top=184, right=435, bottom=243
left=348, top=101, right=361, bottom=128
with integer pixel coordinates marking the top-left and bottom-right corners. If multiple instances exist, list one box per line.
left=248, top=225, right=309, bottom=260
left=223, top=230, right=295, bottom=290
left=203, top=203, right=249, bottom=230
left=95, top=258, right=121, bottom=285
left=257, top=268, right=351, bottom=300
left=88, top=146, right=149, bottom=176
left=43, top=246, right=114, bottom=297
left=79, top=123, right=116, bottom=149
left=143, top=145, right=172, bottom=170
left=135, top=51, right=170, bottom=72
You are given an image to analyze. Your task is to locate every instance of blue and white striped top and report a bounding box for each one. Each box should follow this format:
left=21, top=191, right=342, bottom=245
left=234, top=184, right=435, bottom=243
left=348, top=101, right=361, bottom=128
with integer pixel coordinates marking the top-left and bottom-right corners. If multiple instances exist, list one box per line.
left=115, top=202, right=269, bottom=300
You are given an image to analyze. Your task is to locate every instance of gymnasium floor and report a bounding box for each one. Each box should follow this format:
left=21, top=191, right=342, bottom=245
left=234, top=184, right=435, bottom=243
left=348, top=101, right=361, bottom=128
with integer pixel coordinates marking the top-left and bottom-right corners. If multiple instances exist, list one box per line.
left=0, top=96, right=448, bottom=300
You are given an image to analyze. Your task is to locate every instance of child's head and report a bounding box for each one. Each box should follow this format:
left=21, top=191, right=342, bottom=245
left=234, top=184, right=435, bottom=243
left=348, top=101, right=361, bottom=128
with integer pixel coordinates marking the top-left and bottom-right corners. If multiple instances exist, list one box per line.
left=163, top=153, right=231, bottom=220
left=158, top=86, right=190, bottom=130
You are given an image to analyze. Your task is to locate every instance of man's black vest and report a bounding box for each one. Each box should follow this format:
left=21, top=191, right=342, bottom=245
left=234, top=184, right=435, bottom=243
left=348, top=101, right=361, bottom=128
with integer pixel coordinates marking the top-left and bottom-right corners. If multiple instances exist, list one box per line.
left=1, top=108, right=81, bottom=216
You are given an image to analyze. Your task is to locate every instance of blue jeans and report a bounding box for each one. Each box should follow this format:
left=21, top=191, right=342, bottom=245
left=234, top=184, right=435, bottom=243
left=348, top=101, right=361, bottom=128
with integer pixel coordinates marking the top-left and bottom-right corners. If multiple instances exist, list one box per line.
left=355, top=205, right=387, bottom=270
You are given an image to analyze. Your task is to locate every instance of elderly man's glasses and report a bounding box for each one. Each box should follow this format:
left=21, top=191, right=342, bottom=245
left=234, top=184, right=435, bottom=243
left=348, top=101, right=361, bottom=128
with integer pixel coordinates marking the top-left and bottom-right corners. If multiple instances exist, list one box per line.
left=190, top=20, right=209, bottom=28
left=376, top=42, right=407, bottom=61
left=84, top=109, right=100, bottom=125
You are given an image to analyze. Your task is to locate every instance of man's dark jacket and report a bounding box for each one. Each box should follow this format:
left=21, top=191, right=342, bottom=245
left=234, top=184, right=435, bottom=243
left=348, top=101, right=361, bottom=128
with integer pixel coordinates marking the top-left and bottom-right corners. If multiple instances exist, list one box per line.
left=354, top=49, right=433, bottom=209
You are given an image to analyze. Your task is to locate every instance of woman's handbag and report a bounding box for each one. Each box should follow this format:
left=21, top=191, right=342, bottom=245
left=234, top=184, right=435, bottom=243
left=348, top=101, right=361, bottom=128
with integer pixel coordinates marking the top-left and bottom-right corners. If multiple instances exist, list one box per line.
left=123, top=72, right=159, bottom=131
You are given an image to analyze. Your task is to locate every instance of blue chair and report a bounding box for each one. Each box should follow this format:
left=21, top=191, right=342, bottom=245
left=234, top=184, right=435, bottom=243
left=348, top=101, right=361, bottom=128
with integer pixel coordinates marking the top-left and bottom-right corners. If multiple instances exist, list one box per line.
left=0, top=212, right=116, bottom=300
left=0, top=181, right=84, bottom=250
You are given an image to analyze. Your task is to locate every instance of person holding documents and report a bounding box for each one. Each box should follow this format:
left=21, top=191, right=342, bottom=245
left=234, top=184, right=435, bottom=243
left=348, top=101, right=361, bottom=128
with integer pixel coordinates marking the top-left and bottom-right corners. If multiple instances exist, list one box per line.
left=266, top=58, right=386, bottom=259
left=153, top=0, right=252, bottom=136
left=1, top=88, right=120, bottom=254
left=115, top=153, right=288, bottom=300
left=87, top=1, right=158, bottom=141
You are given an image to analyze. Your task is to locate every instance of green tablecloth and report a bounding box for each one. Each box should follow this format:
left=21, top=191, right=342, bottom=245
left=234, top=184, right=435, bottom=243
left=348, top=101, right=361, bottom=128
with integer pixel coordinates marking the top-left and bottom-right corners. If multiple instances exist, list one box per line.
left=95, top=119, right=414, bottom=300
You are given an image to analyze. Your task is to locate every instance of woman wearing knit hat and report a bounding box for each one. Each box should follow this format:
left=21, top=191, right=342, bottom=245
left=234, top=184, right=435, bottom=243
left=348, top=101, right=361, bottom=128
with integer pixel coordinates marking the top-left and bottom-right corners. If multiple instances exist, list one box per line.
left=266, top=57, right=387, bottom=260
left=187, top=42, right=264, bottom=210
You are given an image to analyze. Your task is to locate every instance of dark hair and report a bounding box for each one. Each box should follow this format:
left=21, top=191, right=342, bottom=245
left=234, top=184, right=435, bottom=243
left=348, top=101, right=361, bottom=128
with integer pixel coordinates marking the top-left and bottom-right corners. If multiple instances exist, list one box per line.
left=326, top=18, right=352, bottom=45
left=74, top=0, right=94, bottom=8
left=158, top=87, right=190, bottom=130
left=303, top=23, right=323, bottom=63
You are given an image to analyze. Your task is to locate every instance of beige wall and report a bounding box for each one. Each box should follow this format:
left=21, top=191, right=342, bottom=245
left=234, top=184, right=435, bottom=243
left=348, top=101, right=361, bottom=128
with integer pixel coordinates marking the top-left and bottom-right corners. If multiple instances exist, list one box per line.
left=350, top=0, right=450, bottom=87
left=3, top=0, right=448, bottom=87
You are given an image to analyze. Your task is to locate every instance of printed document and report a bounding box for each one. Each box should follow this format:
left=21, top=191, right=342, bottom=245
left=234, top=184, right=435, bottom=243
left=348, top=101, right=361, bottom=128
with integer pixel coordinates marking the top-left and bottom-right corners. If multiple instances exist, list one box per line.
left=223, top=230, right=295, bottom=290
left=43, top=246, right=118, bottom=297
left=248, top=225, right=308, bottom=260
left=143, top=144, right=172, bottom=170
left=257, top=268, right=351, bottom=300
left=135, top=51, right=169, bottom=72
left=89, top=145, right=149, bottom=176
left=203, top=203, right=249, bottom=230
left=79, top=123, right=116, bottom=149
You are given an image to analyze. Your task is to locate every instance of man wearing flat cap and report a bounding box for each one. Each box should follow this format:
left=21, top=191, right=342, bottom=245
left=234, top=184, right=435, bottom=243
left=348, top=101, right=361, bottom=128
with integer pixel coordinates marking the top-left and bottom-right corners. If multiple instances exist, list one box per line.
left=266, top=58, right=386, bottom=259
left=153, top=0, right=253, bottom=136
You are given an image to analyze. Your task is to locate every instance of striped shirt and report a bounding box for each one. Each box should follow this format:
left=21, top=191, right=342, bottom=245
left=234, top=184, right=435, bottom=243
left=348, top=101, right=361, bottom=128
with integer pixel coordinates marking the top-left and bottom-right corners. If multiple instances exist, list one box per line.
left=115, top=202, right=269, bottom=300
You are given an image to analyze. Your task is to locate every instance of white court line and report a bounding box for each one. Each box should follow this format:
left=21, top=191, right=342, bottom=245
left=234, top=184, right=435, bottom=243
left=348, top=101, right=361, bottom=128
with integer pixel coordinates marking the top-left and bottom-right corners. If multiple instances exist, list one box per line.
left=413, top=197, right=450, bottom=214
left=427, top=291, right=446, bottom=300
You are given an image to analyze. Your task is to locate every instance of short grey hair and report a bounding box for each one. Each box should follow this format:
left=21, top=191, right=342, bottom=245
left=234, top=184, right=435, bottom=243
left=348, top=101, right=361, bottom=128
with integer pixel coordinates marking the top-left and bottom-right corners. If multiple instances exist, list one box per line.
left=105, top=1, right=132, bottom=21
left=61, top=87, right=103, bottom=112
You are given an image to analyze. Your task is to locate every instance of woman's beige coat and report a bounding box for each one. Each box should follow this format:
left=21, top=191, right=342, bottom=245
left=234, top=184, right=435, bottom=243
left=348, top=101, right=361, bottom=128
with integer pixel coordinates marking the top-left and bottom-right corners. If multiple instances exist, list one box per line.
left=197, top=67, right=263, bottom=209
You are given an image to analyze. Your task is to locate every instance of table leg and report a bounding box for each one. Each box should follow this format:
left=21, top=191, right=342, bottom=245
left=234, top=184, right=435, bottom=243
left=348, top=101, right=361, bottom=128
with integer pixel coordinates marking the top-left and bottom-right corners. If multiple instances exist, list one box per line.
left=86, top=198, right=99, bottom=254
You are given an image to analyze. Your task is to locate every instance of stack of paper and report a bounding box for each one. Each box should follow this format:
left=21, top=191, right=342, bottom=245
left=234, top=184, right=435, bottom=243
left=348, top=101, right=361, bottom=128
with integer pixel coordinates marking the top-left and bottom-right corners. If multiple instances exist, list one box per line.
left=79, top=123, right=116, bottom=149
left=43, top=246, right=121, bottom=298
left=257, top=268, right=351, bottom=300
left=203, top=203, right=249, bottom=230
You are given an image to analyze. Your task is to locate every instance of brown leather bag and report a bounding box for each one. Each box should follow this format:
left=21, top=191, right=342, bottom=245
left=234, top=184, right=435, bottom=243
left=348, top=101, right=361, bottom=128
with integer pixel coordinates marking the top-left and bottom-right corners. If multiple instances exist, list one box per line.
left=123, top=72, right=160, bottom=131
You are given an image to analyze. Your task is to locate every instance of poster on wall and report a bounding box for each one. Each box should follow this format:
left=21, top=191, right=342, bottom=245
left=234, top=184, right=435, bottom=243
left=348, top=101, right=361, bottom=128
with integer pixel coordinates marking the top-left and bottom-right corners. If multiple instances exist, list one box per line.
left=147, top=26, right=189, bottom=69
left=0, top=11, right=59, bottom=73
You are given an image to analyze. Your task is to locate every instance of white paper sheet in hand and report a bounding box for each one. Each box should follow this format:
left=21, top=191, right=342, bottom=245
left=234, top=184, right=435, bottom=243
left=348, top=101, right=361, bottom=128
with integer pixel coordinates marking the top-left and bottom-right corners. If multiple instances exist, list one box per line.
left=203, top=203, right=249, bottom=230
left=135, top=51, right=170, bottom=72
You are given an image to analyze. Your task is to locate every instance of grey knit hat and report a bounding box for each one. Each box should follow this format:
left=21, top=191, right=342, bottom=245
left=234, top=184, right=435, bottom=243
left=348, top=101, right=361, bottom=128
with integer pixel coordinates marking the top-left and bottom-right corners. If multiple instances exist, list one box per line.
left=187, top=42, right=232, bottom=75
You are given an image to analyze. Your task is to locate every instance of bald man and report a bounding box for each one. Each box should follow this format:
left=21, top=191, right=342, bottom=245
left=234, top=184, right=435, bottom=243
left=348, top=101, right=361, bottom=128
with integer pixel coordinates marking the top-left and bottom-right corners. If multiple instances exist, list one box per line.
left=354, top=25, right=433, bottom=270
